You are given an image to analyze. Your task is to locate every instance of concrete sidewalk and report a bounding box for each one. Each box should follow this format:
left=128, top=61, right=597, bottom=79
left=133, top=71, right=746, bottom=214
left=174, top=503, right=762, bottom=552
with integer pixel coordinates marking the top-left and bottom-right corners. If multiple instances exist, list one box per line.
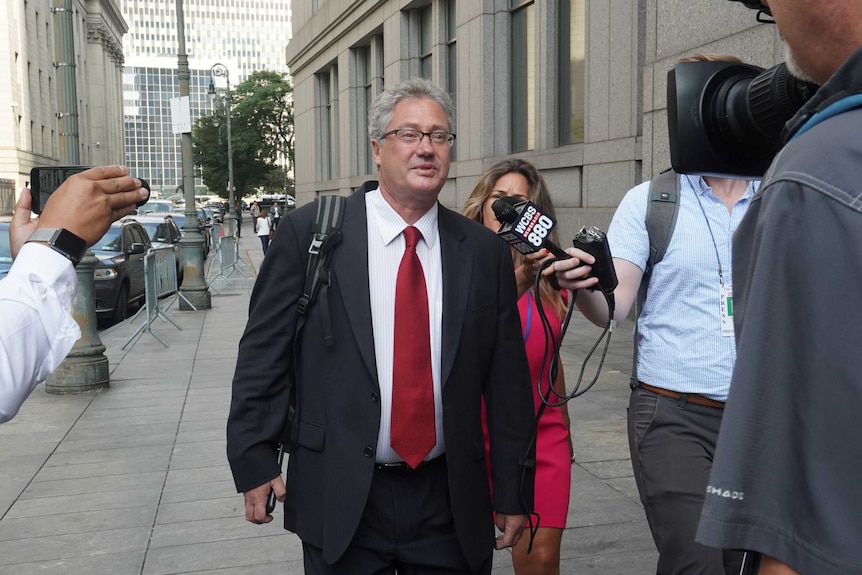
left=0, top=213, right=656, bottom=574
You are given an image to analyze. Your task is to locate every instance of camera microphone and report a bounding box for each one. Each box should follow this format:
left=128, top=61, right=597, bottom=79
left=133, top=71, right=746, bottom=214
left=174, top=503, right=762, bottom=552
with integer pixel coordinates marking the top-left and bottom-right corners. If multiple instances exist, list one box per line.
left=492, top=197, right=569, bottom=260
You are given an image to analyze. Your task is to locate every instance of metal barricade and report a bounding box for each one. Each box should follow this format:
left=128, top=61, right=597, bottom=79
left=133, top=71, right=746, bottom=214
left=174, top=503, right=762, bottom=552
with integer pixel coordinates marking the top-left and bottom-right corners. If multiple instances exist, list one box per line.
left=209, top=235, right=244, bottom=288
left=123, top=247, right=195, bottom=349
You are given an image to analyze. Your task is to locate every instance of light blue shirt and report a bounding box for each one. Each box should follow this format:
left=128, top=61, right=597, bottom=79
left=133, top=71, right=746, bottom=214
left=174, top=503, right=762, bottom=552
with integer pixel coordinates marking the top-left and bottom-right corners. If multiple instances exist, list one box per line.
left=608, top=174, right=758, bottom=401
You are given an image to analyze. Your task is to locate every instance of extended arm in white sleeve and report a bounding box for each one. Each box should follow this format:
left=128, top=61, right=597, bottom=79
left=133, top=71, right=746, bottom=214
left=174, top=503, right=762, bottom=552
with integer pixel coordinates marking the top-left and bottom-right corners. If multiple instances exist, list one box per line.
left=0, top=243, right=81, bottom=423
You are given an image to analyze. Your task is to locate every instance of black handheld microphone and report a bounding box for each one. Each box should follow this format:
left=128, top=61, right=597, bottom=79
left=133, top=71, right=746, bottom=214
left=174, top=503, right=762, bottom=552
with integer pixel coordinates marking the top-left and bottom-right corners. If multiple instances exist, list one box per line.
left=492, top=197, right=569, bottom=260
left=572, top=226, right=618, bottom=295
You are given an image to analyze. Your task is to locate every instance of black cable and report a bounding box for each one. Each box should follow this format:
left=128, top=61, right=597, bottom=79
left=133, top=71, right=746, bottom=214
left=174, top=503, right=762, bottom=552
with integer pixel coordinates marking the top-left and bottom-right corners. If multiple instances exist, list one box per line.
left=532, top=259, right=616, bottom=407
left=517, top=257, right=616, bottom=554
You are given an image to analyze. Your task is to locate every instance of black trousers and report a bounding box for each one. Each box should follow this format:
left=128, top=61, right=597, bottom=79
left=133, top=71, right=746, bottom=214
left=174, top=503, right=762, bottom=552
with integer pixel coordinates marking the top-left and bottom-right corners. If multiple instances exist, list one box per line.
left=628, top=385, right=744, bottom=575
left=303, top=457, right=491, bottom=575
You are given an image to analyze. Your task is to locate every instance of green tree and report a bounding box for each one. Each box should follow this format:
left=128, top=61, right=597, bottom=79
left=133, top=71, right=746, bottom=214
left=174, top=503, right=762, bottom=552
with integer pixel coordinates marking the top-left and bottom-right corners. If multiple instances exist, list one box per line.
left=192, top=70, right=294, bottom=199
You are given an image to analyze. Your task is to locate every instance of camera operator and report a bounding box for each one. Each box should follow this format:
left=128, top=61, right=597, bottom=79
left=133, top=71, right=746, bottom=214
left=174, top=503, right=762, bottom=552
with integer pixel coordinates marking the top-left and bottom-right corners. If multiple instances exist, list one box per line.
left=0, top=165, right=148, bottom=423
left=554, top=53, right=759, bottom=575
left=695, top=2, right=862, bottom=574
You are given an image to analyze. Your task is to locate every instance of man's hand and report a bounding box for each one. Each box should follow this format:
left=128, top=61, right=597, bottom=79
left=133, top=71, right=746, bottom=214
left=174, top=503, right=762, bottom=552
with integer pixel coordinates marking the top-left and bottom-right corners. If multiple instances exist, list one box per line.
left=10, top=188, right=38, bottom=259
left=243, top=475, right=286, bottom=524
left=553, top=247, right=600, bottom=291
left=34, top=165, right=148, bottom=247
left=494, top=513, right=527, bottom=550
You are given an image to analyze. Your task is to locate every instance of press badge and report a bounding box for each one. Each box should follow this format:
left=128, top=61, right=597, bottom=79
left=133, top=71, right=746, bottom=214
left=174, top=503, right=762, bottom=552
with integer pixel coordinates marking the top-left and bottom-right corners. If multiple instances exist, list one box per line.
left=720, top=283, right=734, bottom=337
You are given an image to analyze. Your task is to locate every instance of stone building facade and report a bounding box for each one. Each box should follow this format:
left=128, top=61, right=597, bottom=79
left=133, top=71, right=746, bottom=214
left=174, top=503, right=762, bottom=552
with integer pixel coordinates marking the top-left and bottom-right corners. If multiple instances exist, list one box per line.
left=285, top=0, right=783, bottom=241
left=0, top=0, right=127, bottom=194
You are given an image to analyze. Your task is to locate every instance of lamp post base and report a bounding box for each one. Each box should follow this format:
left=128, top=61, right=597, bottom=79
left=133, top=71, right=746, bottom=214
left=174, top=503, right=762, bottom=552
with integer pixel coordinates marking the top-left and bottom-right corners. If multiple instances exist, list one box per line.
left=45, top=353, right=109, bottom=394
left=180, top=287, right=212, bottom=310
left=45, top=251, right=110, bottom=394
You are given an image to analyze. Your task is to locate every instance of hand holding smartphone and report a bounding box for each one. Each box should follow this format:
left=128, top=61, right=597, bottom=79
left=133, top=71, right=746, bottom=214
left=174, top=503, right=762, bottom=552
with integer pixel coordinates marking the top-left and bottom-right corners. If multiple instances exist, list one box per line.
left=29, top=166, right=151, bottom=214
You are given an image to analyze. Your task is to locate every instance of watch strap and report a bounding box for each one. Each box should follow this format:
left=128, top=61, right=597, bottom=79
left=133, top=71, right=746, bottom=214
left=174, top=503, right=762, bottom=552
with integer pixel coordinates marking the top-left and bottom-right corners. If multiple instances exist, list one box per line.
left=25, top=228, right=88, bottom=266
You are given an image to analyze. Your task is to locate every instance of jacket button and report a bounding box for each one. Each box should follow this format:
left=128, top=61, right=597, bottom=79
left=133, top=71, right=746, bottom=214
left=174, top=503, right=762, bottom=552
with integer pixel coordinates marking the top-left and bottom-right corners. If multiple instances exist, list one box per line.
left=371, top=393, right=379, bottom=402
left=363, top=446, right=374, bottom=457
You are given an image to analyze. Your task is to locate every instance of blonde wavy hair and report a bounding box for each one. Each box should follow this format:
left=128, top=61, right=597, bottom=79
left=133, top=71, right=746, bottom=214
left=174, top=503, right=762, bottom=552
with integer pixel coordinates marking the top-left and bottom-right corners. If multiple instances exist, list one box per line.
left=463, top=159, right=567, bottom=317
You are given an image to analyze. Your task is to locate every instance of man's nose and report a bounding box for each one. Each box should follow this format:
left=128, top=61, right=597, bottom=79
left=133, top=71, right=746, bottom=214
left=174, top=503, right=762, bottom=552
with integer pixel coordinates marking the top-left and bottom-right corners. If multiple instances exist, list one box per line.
left=416, top=134, right=435, bottom=154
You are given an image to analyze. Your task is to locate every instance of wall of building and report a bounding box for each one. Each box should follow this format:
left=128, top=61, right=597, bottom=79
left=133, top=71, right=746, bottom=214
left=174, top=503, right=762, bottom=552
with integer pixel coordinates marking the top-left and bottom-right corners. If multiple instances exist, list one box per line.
left=0, top=0, right=126, bottom=192
left=286, top=0, right=786, bottom=244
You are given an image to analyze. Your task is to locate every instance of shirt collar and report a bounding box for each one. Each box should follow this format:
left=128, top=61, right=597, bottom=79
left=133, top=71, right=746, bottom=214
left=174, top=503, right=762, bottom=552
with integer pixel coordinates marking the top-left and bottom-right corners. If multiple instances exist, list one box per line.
left=684, top=174, right=758, bottom=202
left=366, top=187, right=439, bottom=248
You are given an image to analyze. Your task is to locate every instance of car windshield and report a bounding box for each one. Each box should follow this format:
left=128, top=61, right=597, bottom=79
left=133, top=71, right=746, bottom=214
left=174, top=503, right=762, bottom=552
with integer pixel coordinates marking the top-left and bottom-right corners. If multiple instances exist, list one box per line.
left=139, top=201, right=172, bottom=213
left=0, top=226, right=11, bottom=264
left=93, top=228, right=122, bottom=252
left=140, top=222, right=170, bottom=242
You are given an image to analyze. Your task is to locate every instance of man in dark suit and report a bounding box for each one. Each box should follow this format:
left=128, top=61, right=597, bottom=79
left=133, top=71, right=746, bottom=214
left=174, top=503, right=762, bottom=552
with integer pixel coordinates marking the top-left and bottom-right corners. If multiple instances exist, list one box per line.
left=227, top=78, right=535, bottom=574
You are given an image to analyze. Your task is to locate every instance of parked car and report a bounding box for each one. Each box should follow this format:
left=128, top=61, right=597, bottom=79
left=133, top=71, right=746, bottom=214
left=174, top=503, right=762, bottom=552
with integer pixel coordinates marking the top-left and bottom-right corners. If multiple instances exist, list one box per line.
left=0, top=220, right=11, bottom=279
left=170, top=211, right=211, bottom=259
left=130, top=214, right=184, bottom=282
left=137, top=199, right=174, bottom=215
left=92, top=219, right=151, bottom=325
left=285, top=195, right=297, bottom=209
left=203, top=201, right=224, bottom=223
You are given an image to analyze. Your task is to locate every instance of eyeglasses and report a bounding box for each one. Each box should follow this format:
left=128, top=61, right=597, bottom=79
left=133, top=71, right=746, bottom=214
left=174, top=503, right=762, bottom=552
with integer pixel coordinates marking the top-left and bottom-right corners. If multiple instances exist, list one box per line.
left=380, top=128, right=456, bottom=147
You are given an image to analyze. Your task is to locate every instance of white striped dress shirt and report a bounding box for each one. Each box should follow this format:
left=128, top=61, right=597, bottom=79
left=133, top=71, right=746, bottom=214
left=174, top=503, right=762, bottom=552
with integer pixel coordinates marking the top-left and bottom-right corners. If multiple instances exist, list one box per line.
left=365, top=189, right=445, bottom=463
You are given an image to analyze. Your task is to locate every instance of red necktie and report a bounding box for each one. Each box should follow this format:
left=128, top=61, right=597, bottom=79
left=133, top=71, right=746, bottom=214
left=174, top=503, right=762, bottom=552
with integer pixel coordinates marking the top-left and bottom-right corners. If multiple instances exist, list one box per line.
left=390, top=226, right=436, bottom=468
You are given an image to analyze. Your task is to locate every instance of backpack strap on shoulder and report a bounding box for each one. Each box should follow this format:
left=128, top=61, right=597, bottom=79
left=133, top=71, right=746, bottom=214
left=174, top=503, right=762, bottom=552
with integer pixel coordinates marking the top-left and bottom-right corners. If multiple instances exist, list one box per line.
left=284, top=195, right=347, bottom=452
left=295, top=195, right=346, bottom=347
left=631, top=168, right=680, bottom=387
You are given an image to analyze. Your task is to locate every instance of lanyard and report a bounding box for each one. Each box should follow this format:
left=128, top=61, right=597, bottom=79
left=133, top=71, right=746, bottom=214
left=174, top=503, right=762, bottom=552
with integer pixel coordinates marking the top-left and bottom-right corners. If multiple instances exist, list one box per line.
left=693, top=189, right=727, bottom=286
left=523, top=291, right=532, bottom=342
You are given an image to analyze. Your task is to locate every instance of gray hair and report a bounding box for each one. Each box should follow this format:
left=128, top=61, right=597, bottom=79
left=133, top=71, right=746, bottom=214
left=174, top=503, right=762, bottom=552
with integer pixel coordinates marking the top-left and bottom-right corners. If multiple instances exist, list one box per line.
left=367, top=78, right=456, bottom=141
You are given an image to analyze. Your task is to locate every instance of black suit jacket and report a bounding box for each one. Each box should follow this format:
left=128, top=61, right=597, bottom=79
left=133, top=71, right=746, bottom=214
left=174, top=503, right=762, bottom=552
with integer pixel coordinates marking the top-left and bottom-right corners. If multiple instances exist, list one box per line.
left=227, top=187, right=535, bottom=570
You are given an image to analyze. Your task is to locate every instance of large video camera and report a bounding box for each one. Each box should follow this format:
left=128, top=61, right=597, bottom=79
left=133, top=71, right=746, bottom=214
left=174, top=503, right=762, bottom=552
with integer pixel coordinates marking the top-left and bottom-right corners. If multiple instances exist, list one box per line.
left=666, top=0, right=821, bottom=178
left=667, top=61, right=818, bottom=178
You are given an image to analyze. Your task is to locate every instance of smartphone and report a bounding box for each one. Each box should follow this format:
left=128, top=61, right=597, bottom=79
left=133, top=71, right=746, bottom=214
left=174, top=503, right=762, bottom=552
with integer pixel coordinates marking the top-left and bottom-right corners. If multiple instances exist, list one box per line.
left=29, top=166, right=151, bottom=214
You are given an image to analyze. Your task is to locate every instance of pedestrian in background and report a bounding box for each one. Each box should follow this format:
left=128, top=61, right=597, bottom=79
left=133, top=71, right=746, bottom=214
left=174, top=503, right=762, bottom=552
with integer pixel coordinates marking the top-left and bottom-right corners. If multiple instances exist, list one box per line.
left=270, top=201, right=281, bottom=231
left=256, top=208, right=270, bottom=255
left=554, top=53, right=760, bottom=575
left=463, top=158, right=572, bottom=575
left=234, top=200, right=243, bottom=238
left=250, top=200, right=260, bottom=233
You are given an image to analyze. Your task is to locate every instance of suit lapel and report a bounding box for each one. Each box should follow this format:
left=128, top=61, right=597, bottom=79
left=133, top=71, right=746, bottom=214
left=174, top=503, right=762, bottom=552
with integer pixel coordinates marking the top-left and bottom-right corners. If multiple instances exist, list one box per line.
left=438, top=206, right=471, bottom=387
left=331, top=192, right=378, bottom=385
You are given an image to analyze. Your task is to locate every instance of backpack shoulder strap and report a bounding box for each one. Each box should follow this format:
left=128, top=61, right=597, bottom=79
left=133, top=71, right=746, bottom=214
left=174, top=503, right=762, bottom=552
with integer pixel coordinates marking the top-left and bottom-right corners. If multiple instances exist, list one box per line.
left=631, top=168, right=680, bottom=386
left=645, top=168, right=681, bottom=275
left=283, top=195, right=347, bottom=451
left=295, top=194, right=346, bottom=346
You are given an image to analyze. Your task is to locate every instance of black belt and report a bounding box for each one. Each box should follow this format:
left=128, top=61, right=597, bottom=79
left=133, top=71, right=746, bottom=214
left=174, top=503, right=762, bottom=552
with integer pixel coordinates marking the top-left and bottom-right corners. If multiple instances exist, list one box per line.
left=375, top=455, right=444, bottom=472
left=638, top=382, right=725, bottom=409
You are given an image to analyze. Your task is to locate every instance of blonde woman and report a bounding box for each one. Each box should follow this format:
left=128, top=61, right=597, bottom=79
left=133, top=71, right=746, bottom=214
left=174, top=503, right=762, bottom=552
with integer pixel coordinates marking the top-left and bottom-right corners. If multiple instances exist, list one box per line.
left=463, top=159, right=572, bottom=575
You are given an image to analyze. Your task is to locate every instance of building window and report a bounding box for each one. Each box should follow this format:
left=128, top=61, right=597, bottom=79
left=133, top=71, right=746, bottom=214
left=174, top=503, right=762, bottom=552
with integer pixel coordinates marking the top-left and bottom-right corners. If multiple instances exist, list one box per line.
left=445, top=0, right=457, bottom=160
left=419, top=4, right=433, bottom=79
left=558, top=0, right=585, bottom=145
left=445, top=0, right=456, bottom=105
left=511, top=0, right=535, bottom=152
left=350, top=35, right=382, bottom=177
left=316, top=65, right=339, bottom=182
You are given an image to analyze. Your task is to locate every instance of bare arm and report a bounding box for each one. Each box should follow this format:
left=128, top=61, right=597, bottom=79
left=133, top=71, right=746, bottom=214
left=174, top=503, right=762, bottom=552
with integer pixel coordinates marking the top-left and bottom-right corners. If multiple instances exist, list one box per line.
left=514, top=250, right=556, bottom=299
left=554, top=248, right=643, bottom=326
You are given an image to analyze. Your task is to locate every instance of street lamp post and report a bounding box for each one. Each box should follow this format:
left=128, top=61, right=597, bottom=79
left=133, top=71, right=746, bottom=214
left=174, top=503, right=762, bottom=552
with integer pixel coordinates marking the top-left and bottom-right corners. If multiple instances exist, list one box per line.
left=208, top=64, right=237, bottom=235
left=176, top=0, right=211, bottom=310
